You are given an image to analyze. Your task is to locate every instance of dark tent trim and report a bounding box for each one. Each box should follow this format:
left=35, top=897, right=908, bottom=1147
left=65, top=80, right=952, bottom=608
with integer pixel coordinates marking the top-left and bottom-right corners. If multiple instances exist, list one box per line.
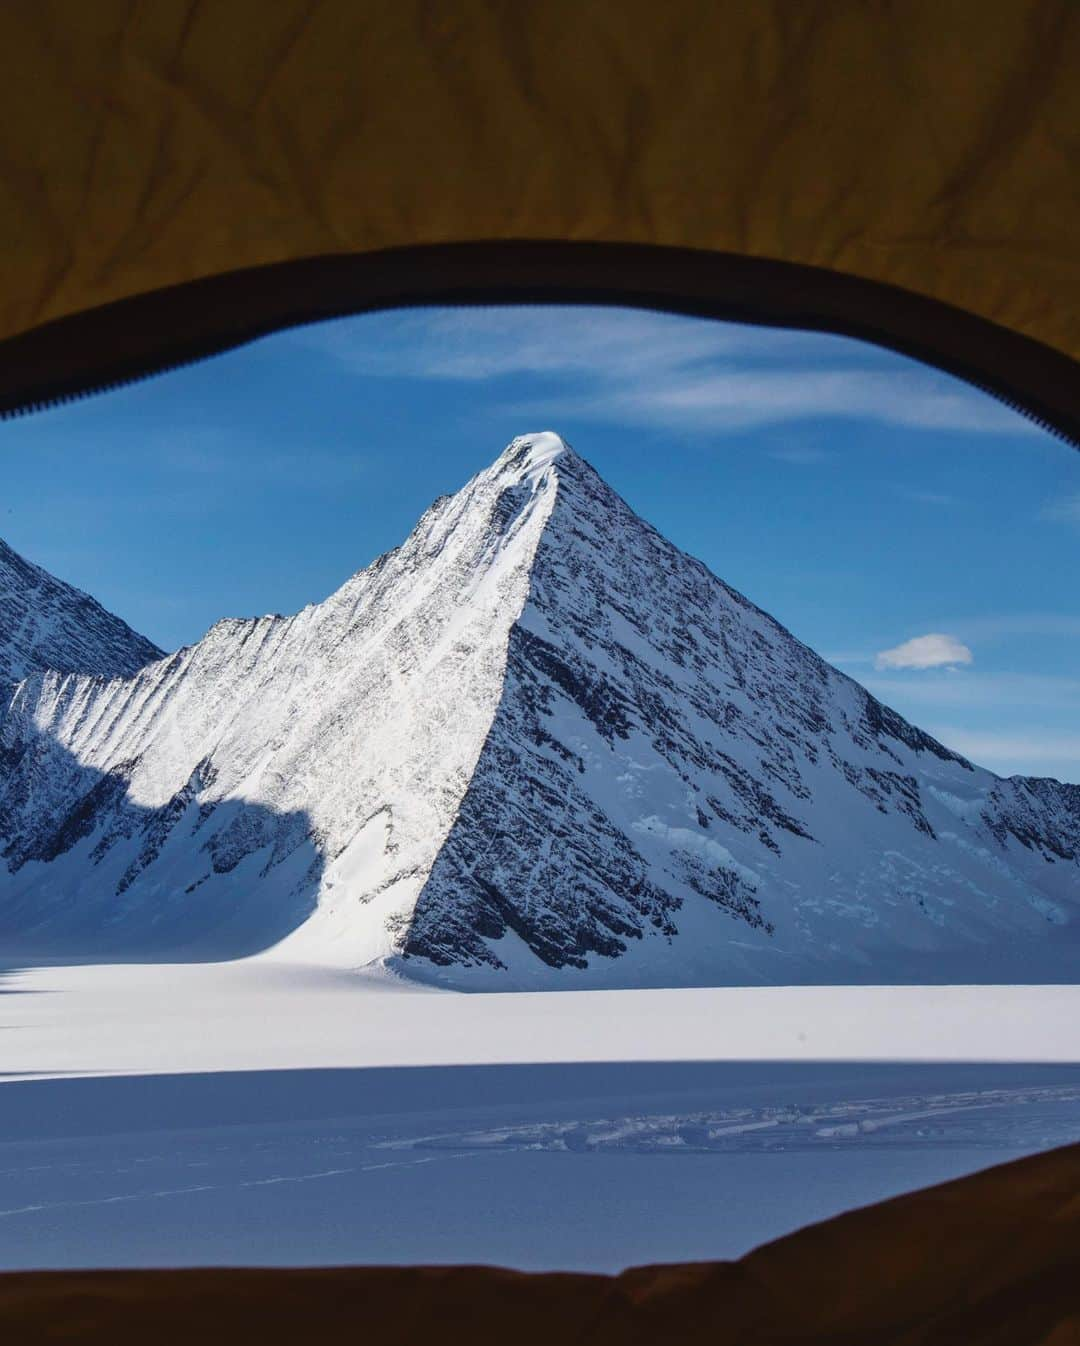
left=2, top=241, right=1077, bottom=448
left=3, top=1139, right=1079, bottom=1344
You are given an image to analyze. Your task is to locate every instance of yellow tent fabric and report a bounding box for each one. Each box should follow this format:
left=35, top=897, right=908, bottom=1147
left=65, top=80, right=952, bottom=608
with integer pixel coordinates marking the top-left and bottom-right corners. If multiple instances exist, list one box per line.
left=0, top=1, right=1077, bottom=435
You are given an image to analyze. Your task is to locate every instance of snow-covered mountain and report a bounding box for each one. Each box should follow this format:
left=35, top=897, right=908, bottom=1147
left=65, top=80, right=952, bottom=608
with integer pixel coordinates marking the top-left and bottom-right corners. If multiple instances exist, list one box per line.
left=0, top=537, right=162, bottom=687
left=1, top=434, right=1078, bottom=984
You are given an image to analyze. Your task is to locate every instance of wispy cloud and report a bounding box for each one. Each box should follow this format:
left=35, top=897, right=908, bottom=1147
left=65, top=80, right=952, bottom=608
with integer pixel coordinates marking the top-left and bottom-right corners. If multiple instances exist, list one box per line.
left=862, top=670, right=1080, bottom=710
left=27, top=426, right=370, bottom=495
left=858, top=667, right=1080, bottom=780
left=150, top=432, right=369, bottom=491
left=1042, top=491, right=1080, bottom=525
left=544, top=369, right=1030, bottom=435
left=922, top=727, right=1080, bottom=782
left=874, top=633, right=973, bottom=670
left=894, top=487, right=956, bottom=506
left=300, top=308, right=808, bottom=381
left=949, top=613, right=1080, bottom=643
left=823, top=649, right=875, bottom=668
left=767, top=445, right=829, bottom=465
left=299, top=307, right=1037, bottom=436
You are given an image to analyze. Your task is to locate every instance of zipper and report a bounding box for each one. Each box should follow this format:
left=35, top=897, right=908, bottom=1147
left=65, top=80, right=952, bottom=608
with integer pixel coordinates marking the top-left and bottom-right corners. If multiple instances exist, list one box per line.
left=946, top=376, right=1080, bottom=451
left=1, top=243, right=1077, bottom=451
left=2, top=315, right=1075, bottom=453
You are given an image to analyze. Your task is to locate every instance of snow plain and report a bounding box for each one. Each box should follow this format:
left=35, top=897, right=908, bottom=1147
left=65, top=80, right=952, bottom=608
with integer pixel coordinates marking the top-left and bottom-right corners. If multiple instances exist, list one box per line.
left=2, top=959, right=1079, bottom=1273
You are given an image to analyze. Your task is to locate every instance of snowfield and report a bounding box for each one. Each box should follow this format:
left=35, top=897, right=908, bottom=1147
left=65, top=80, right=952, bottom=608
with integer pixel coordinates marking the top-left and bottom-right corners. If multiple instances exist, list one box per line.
left=2, top=961, right=1079, bottom=1272
left=5, top=962, right=1080, bottom=1079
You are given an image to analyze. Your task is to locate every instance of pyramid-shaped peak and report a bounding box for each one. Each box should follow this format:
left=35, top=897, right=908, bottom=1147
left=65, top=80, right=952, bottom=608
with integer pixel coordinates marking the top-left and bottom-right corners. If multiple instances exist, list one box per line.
left=5, top=431, right=1078, bottom=986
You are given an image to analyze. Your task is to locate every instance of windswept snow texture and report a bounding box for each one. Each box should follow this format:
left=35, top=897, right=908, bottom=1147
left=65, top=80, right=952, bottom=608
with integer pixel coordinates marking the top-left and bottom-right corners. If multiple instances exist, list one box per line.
left=2, top=967, right=1079, bottom=1272
left=1, top=434, right=1079, bottom=982
left=0, top=538, right=162, bottom=688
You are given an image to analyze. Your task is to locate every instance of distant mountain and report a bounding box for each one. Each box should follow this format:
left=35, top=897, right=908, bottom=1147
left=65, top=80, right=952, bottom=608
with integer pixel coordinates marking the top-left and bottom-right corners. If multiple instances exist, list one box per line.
left=1, top=435, right=1077, bottom=984
left=0, top=537, right=162, bottom=687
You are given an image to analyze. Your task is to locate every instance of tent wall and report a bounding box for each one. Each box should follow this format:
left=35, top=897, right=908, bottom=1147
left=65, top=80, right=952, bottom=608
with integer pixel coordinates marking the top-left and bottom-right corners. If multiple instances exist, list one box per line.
left=0, top=2, right=1076, bottom=434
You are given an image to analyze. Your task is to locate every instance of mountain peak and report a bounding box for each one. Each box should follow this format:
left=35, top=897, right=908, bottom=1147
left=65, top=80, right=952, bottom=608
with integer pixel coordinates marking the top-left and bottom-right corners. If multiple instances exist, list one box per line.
left=495, top=431, right=575, bottom=484
left=2, top=437, right=1078, bottom=985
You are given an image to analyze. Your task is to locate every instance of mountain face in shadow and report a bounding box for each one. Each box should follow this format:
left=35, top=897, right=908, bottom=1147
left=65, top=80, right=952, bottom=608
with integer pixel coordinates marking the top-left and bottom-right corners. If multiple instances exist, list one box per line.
left=0, top=728, right=320, bottom=959
left=0, top=434, right=1078, bottom=982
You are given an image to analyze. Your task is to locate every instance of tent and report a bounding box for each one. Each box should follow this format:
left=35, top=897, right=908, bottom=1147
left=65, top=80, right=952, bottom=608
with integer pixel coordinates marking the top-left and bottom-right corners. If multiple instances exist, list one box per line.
left=0, top=2, right=1077, bottom=1340
left=0, top=2, right=1076, bottom=442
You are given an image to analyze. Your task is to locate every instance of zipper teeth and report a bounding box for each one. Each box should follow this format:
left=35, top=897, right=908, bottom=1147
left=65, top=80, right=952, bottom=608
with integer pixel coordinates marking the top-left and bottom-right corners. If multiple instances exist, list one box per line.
left=960, top=377, right=1080, bottom=450
left=0, top=356, right=216, bottom=422
left=2, top=321, right=1079, bottom=453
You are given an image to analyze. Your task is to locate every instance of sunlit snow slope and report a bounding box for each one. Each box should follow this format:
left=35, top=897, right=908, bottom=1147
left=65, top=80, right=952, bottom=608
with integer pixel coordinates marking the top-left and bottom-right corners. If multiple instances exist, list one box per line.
left=1, top=434, right=1078, bottom=983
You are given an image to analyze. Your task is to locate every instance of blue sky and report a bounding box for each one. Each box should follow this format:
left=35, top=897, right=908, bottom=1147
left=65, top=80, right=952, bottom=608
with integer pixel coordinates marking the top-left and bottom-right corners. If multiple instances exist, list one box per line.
left=2, top=305, right=1077, bottom=781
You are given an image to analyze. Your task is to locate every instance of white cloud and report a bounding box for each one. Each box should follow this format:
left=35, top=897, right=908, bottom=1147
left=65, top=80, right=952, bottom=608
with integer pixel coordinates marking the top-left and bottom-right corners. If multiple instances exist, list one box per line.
left=947, top=613, right=1080, bottom=642
left=857, top=670, right=1080, bottom=781
left=873, top=633, right=974, bottom=671
left=298, top=307, right=1037, bottom=436
left=923, top=728, right=1080, bottom=782
left=895, top=487, right=956, bottom=506
left=766, top=445, right=828, bottom=465
left=862, top=670, right=1080, bottom=709
left=298, top=307, right=811, bottom=382
left=154, top=434, right=368, bottom=490
left=554, top=369, right=1029, bottom=435
left=1042, top=492, right=1080, bottom=525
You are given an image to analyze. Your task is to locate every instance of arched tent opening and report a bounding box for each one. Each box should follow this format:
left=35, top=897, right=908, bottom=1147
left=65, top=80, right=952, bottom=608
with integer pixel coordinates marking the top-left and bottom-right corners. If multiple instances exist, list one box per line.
left=0, top=3, right=1078, bottom=1342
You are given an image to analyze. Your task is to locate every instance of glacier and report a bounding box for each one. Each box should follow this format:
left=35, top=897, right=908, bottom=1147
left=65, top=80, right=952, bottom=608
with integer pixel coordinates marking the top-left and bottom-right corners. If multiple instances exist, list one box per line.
left=1, top=432, right=1077, bottom=985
